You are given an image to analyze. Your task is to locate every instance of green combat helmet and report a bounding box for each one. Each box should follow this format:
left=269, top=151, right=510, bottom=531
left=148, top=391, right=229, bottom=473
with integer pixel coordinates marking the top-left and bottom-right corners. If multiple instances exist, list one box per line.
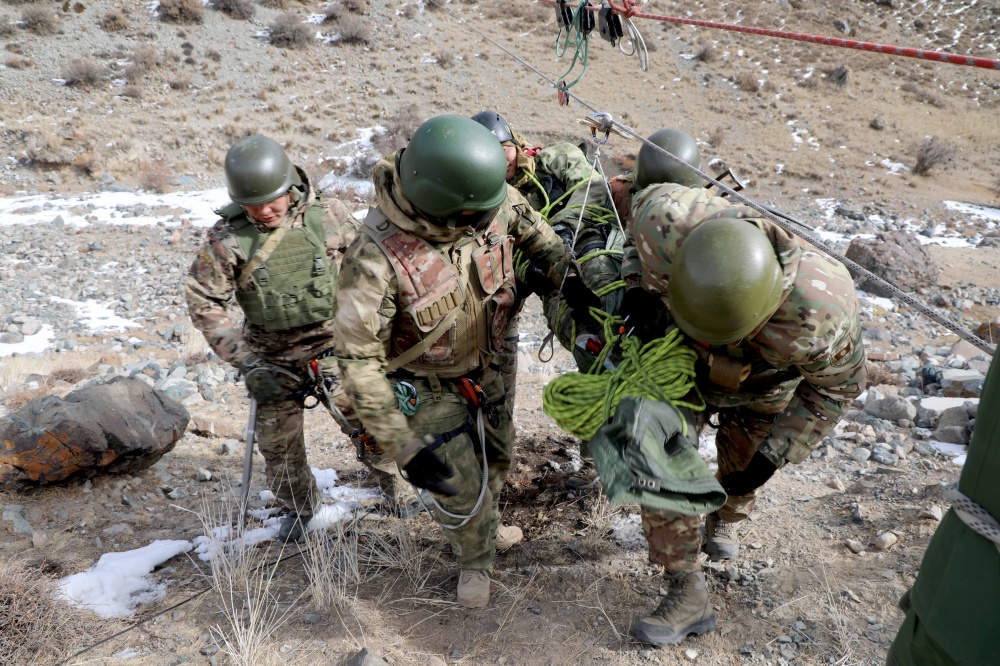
left=634, top=128, right=702, bottom=190
left=669, top=219, right=783, bottom=345
left=399, top=115, right=508, bottom=223
left=224, top=135, right=296, bottom=206
left=471, top=110, right=520, bottom=146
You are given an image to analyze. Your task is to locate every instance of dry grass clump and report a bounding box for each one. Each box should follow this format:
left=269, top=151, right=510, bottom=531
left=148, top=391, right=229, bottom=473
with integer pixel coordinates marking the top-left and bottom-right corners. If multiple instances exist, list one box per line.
left=435, top=49, right=453, bottom=68
left=335, top=14, right=370, bottom=45
left=1, top=0, right=36, bottom=5
left=912, top=136, right=955, bottom=177
left=708, top=125, right=725, bottom=148
left=138, top=159, right=173, bottom=193
left=268, top=13, right=312, bottom=48
left=62, top=58, right=105, bottom=88
left=734, top=70, right=760, bottom=93
left=99, top=9, right=128, bottom=31
left=373, top=102, right=420, bottom=155
left=159, top=0, right=205, bottom=24
left=257, top=0, right=289, bottom=8
left=865, top=362, right=901, bottom=387
left=0, top=558, right=96, bottom=663
left=21, top=5, right=59, bottom=35
left=2, top=364, right=90, bottom=410
left=215, top=0, right=255, bottom=20
left=826, top=64, right=850, bottom=88
left=124, top=45, right=158, bottom=82
left=0, top=16, right=16, bottom=37
left=695, top=38, right=717, bottom=62
left=341, top=0, right=369, bottom=14
left=4, top=54, right=31, bottom=68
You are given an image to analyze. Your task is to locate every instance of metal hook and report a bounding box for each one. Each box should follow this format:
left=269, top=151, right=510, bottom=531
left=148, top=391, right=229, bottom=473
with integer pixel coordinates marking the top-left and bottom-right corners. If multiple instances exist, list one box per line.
left=588, top=112, right=614, bottom=144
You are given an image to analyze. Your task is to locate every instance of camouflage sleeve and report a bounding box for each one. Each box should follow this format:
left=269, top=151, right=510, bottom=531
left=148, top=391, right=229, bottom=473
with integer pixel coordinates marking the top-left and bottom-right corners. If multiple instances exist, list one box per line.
left=184, top=230, right=250, bottom=366
left=757, top=252, right=869, bottom=465
left=536, top=141, right=610, bottom=230
left=507, top=186, right=574, bottom=289
left=322, top=197, right=360, bottom=268
left=331, top=237, right=414, bottom=459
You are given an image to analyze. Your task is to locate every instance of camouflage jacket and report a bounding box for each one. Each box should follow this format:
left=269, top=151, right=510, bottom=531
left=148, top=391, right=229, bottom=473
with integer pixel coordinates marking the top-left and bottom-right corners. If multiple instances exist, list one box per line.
left=332, top=154, right=573, bottom=459
left=512, top=141, right=611, bottom=232
left=628, top=183, right=868, bottom=464
left=185, top=169, right=359, bottom=367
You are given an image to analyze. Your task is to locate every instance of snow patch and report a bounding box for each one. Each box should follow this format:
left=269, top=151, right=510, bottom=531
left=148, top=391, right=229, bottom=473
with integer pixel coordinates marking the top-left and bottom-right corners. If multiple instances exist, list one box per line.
left=0, top=324, right=55, bottom=357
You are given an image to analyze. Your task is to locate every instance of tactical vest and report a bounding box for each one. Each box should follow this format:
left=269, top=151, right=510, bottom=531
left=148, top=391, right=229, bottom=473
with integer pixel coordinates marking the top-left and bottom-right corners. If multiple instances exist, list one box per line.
left=221, top=203, right=337, bottom=332
left=361, top=209, right=516, bottom=378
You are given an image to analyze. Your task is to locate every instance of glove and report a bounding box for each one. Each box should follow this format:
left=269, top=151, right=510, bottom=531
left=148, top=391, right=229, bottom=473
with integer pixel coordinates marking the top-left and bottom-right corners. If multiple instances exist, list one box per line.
left=519, top=263, right=554, bottom=298
left=239, top=353, right=294, bottom=404
left=402, top=445, right=459, bottom=497
left=619, top=287, right=666, bottom=342
left=561, top=274, right=602, bottom=328
left=719, top=451, right=779, bottom=497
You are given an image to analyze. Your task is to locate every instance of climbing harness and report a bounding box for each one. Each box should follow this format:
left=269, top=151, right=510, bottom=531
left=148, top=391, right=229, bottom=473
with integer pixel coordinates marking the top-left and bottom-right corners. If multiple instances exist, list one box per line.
left=394, top=380, right=420, bottom=416
left=945, top=485, right=1000, bottom=556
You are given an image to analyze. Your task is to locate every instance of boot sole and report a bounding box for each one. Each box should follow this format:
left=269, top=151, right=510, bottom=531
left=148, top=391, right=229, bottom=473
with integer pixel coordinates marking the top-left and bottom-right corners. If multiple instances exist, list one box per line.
left=704, top=542, right=739, bottom=561
left=632, top=614, right=718, bottom=646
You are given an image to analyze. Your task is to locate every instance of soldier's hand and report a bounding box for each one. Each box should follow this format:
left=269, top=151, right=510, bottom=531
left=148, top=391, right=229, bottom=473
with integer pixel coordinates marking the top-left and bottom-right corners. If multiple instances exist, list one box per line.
left=519, top=263, right=554, bottom=298
left=402, top=445, right=458, bottom=497
left=239, top=353, right=294, bottom=404
left=561, top=274, right=602, bottom=328
left=620, top=287, right=666, bottom=342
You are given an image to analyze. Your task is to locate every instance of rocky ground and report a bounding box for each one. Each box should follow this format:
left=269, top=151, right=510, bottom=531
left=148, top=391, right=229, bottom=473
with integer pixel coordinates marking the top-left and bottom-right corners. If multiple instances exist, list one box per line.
left=2, top=0, right=1000, bottom=663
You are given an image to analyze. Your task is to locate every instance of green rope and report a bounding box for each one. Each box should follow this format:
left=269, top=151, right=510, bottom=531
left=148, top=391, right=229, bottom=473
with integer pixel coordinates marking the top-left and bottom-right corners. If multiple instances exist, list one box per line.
left=542, top=312, right=704, bottom=441
left=554, top=1, right=591, bottom=93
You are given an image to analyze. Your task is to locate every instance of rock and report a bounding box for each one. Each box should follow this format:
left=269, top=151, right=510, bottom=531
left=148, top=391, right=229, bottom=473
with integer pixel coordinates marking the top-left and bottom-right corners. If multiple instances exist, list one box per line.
left=950, top=340, right=981, bottom=361
left=975, top=318, right=1000, bottom=341
left=827, top=476, right=846, bottom=492
left=871, top=447, right=899, bottom=466
left=0, top=332, right=24, bottom=344
left=302, top=613, right=322, bottom=624
left=936, top=406, right=971, bottom=430
left=919, top=505, right=943, bottom=521
left=2, top=504, right=34, bottom=535
left=32, top=530, right=49, bottom=548
left=934, top=425, right=969, bottom=445
left=167, top=487, right=188, bottom=500
left=833, top=18, right=851, bottom=35
left=190, top=415, right=241, bottom=439
left=346, top=648, right=389, bottom=666
left=851, top=448, right=872, bottom=462
left=154, top=377, right=200, bottom=402
left=864, top=390, right=917, bottom=422
left=219, top=439, right=240, bottom=455
left=845, top=539, right=865, bottom=554
left=874, top=532, right=898, bottom=550
left=940, top=369, right=985, bottom=398
left=21, top=320, right=42, bottom=336
left=0, top=377, right=188, bottom=489
left=196, top=468, right=213, bottom=482
left=845, top=232, right=938, bottom=297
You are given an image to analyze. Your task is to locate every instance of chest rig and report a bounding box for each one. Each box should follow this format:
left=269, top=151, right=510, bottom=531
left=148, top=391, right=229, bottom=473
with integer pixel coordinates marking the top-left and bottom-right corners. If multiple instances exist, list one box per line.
left=361, top=208, right=516, bottom=378
left=222, top=204, right=336, bottom=332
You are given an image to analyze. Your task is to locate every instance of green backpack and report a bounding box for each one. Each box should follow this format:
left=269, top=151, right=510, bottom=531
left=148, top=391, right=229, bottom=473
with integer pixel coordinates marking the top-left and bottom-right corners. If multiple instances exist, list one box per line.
left=590, top=397, right=726, bottom=515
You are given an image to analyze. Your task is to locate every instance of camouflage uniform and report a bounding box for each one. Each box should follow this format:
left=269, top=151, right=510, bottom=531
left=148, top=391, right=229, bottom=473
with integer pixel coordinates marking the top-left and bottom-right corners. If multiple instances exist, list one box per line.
left=332, top=154, right=572, bottom=571
left=504, top=139, right=621, bottom=395
left=185, top=170, right=410, bottom=515
left=626, top=182, right=868, bottom=571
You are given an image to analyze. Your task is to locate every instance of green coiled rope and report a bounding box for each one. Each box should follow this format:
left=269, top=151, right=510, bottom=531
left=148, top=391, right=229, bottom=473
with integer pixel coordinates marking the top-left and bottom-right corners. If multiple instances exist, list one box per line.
left=542, top=311, right=704, bottom=441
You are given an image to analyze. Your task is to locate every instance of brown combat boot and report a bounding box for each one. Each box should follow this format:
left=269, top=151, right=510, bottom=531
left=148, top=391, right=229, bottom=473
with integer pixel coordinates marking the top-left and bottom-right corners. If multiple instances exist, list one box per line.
left=632, top=571, right=717, bottom=646
left=494, top=524, right=523, bottom=550
left=457, top=569, right=491, bottom=608
left=704, top=512, right=740, bottom=560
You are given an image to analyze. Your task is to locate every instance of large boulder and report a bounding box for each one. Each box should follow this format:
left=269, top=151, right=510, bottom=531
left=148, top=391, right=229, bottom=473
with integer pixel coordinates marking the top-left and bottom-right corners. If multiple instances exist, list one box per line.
left=845, top=232, right=938, bottom=297
left=0, top=377, right=188, bottom=489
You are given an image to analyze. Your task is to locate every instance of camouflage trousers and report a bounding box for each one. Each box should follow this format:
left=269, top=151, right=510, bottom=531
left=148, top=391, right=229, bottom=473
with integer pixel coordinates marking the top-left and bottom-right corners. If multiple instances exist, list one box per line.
left=360, top=450, right=419, bottom=508
left=497, top=313, right=521, bottom=410
left=642, top=382, right=798, bottom=572
left=255, top=398, right=322, bottom=517
left=402, top=369, right=513, bottom=570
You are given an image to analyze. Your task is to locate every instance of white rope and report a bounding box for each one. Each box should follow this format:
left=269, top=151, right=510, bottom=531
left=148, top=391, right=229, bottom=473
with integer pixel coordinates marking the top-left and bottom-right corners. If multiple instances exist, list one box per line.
left=944, top=484, right=1000, bottom=555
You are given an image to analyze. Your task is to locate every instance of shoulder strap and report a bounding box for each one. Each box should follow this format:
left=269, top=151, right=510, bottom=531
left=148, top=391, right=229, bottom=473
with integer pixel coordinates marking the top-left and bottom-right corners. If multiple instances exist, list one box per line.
left=236, top=212, right=299, bottom=289
left=385, top=308, right=461, bottom=373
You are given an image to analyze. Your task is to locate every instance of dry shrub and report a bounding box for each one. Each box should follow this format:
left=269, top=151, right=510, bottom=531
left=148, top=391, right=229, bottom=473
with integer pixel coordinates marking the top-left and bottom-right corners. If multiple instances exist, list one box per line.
left=169, top=73, right=191, bottom=89
left=335, top=14, right=369, bottom=45
left=797, top=76, right=818, bottom=89
left=708, top=125, right=725, bottom=148
left=865, top=362, right=901, bottom=387
left=159, top=0, right=204, bottom=24
left=49, top=366, right=88, bottom=384
left=138, top=159, right=173, bottom=192
left=0, top=558, right=96, bottom=663
left=125, top=44, right=158, bottom=82
left=322, top=4, right=340, bottom=22
left=734, top=70, right=760, bottom=93
left=4, top=54, right=31, bottom=68
left=342, top=0, right=369, bottom=14
left=1, top=0, right=35, bottom=5
left=436, top=49, right=453, bottom=68
left=826, top=64, right=849, bottom=88
left=99, top=9, right=127, bottom=31
left=0, top=16, right=15, bottom=37
left=268, top=13, right=312, bottom=48
left=21, top=5, right=59, bottom=35
left=257, top=0, right=288, bottom=8
left=215, top=0, right=255, bottom=20
left=695, top=38, right=716, bottom=62
left=3, top=384, right=48, bottom=410
left=63, top=58, right=105, bottom=87
left=373, top=102, right=420, bottom=155
left=912, top=136, right=955, bottom=177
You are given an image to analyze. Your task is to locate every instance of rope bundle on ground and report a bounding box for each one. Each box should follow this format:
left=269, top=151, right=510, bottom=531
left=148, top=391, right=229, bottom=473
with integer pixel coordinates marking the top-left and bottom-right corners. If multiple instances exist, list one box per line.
left=542, top=313, right=704, bottom=440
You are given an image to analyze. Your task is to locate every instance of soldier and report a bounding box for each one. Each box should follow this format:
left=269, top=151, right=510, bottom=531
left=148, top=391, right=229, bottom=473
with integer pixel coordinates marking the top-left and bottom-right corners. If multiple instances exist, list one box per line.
left=332, top=115, right=598, bottom=608
left=185, top=135, right=416, bottom=543
left=623, top=181, right=868, bottom=645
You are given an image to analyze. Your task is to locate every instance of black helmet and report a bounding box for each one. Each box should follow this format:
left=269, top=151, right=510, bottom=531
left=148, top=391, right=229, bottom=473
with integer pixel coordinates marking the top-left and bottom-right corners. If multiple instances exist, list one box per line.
left=471, top=110, right=520, bottom=146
